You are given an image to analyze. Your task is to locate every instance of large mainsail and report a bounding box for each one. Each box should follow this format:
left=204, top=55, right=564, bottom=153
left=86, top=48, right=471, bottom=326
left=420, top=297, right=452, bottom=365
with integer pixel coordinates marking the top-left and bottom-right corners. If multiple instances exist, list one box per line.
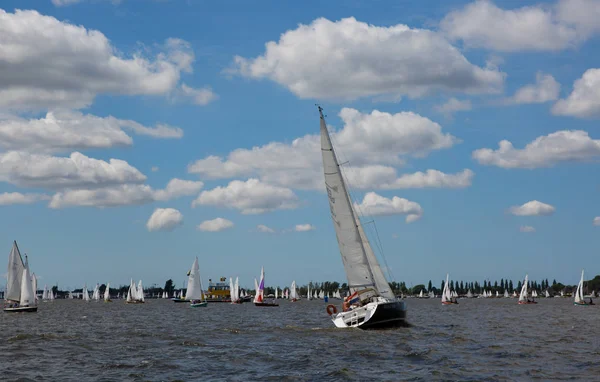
left=186, top=257, right=203, bottom=301
left=254, top=267, right=265, bottom=303
left=319, top=107, right=387, bottom=296
left=6, top=241, right=25, bottom=302
left=441, top=274, right=451, bottom=303
left=519, top=275, right=529, bottom=302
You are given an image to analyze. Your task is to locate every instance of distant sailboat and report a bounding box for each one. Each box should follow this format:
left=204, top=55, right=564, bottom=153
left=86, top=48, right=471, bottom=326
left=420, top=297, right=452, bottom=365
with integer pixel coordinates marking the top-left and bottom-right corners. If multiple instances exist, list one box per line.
left=82, top=284, right=90, bottom=301
left=92, top=284, right=100, bottom=302
left=574, top=270, right=593, bottom=306
left=230, top=276, right=241, bottom=304
left=518, top=275, right=537, bottom=305
left=503, top=290, right=509, bottom=298
left=186, top=257, right=207, bottom=307
left=126, top=279, right=145, bottom=304
left=290, top=280, right=298, bottom=302
left=441, top=274, right=458, bottom=305
left=3, top=241, right=37, bottom=313
left=104, top=283, right=112, bottom=302
left=254, top=267, right=278, bottom=307
left=466, top=289, right=473, bottom=298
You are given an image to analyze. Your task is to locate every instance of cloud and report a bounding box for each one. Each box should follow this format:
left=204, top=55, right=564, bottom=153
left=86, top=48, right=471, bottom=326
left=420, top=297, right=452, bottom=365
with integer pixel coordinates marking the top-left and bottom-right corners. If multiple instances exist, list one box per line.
left=509, top=200, right=555, bottom=216
left=153, top=178, right=204, bottom=201
left=594, top=217, right=600, bottom=226
left=146, top=208, right=183, bottom=232
left=440, top=0, right=600, bottom=52
left=0, top=192, right=50, bottom=206
left=507, top=72, right=560, bottom=104
left=189, top=108, right=465, bottom=190
left=377, top=169, right=474, bottom=189
left=256, top=224, right=275, bottom=233
left=192, top=178, right=298, bottom=214
left=52, top=0, right=123, bottom=6
left=197, top=217, right=234, bottom=232
left=48, top=178, right=202, bottom=208
left=0, top=151, right=146, bottom=190
left=552, top=68, right=600, bottom=118
left=0, top=9, right=194, bottom=110
left=294, top=224, right=315, bottom=232
left=151, top=166, right=159, bottom=172
left=232, top=17, right=503, bottom=100
left=472, top=130, right=600, bottom=168
left=353, top=192, right=423, bottom=223
left=520, top=225, right=536, bottom=233
left=178, top=84, right=218, bottom=106
left=434, top=98, right=472, bottom=116
left=0, top=110, right=181, bottom=154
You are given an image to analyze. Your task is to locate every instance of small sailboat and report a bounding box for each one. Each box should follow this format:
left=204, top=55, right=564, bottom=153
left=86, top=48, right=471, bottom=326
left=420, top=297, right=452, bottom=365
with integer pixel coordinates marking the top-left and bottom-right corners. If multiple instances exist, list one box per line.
left=230, top=276, right=241, bottom=304
left=466, top=289, right=473, bottom=298
left=574, top=270, right=594, bottom=306
left=92, top=284, right=100, bottom=302
left=3, top=241, right=37, bottom=313
left=104, top=283, right=112, bottom=302
left=254, top=267, right=278, bottom=307
left=126, top=279, right=145, bottom=304
left=187, top=257, right=207, bottom=307
left=544, top=290, right=550, bottom=298
left=290, top=280, right=298, bottom=302
left=441, top=274, right=458, bottom=305
left=518, top=275, right=537, bottom=305
left=318, top=106, right=406, bottom=329
left=82, top=284, right=90, bottom=301
left=503, top=290, right=509, bottom=298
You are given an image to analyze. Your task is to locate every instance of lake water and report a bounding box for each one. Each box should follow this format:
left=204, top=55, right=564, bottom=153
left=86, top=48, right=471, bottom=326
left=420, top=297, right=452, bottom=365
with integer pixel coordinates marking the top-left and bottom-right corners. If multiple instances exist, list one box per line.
left=1, top=298, right=599, bottom=381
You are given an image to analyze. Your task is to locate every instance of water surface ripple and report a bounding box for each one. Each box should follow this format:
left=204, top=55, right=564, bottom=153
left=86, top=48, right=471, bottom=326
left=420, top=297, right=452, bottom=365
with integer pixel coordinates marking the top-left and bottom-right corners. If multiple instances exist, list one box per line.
left=1, top=298, right=599, bottom=381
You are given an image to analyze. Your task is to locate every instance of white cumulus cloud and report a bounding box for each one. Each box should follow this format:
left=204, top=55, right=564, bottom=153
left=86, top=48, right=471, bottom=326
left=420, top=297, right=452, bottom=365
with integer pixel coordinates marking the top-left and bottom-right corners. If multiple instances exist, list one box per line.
left=509, top=200, right=555, bottom=216
left=48, top=178, right=202, bottom=208
left=552, top=68, right=600, bottom=118
left=192, top=178, right=298, bottom=214
left=594, top=217, right=600, bottom=226
left=354, top=192, right=423, bottom=223
left=146, top=208, right=183, bottom=232
left=434, top=98, right=472, bottom=116
left=472, top=130, right=600, bottom=168
left=0, top=110, right=182, bottom=154
left=233, top=17, right=503, bottom=100
left=197, top=218, right=234, bottom=232
left=0, top=192, right=50, bottom=206
left=0, top=9, right=194, bottom=110
left=178, top=84, right=218, bottom=106
left=189, top=108, right=466, bottom=191
left=520, top=225, right=536, bottom=233
left=256, top=224, right=275, bottom=233
left=294, top=224, right=315, bottom=232
left=0, top=151, right=146, bottom=190
left=508, top=72, right=560, bottom=104
left=440, top=0, right=600, bottom=52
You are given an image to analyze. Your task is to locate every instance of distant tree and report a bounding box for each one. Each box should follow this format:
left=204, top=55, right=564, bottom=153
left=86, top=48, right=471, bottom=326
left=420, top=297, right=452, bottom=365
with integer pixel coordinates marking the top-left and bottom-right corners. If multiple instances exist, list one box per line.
left=428, top=280, right=433, bottom=292
left=164, top=279, right=175, bottom=294
left=51, top=285, right=58, bottom=294
left=440, top=280, right=445, bottom=292
left=494, top=281, right=498, bottom=290
left=450, top=280, right=455, bottom=291
left=412, top=284, right=426, bottom=295
left=517, top=281, right=522, bottom=291
left=99, top=284, right=106, bottom=293
left=509, top=280, right=514, bottom=292
left=460, top=281, right=464, bottom=293
left=552, top=279, right=557, bottom=286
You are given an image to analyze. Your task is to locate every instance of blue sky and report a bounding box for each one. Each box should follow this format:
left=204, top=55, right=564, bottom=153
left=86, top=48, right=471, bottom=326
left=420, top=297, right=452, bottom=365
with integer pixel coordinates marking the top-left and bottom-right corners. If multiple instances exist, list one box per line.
left=1, top=0, right=599, bottom=291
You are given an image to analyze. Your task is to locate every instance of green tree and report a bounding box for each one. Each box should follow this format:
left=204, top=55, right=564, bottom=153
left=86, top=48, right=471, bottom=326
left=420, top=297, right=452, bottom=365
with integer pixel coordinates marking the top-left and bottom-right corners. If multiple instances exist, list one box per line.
left=428, top=280, right=432, bottom=292
left=412, top=284, right=426, bottom=295
left=509, top=280, right=514, bottom=292
left=164, top=279, right=175, bottom=294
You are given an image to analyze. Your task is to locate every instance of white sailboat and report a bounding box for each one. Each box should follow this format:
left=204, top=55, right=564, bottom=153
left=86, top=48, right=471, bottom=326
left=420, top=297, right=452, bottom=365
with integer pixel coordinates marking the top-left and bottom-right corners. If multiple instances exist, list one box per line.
left=187, top=257, right=207, bottom=307
left=466, top=289, right=473, bottom=298
left=518, top=275, right=536, bottom=305
left=574, top=270, right=593, bottom=306
left=126, top=279, right=144, bottom=304
left=82, top=284, right=90, bottom=301
left=307, top=285, right=311, bottom=300
left=4, top=241, right=37, bottom=312
left=503, top=290, right=509, bottom=298
left=318, top=106, right=406, bottom=329
left=441, top=274, right=457, bottom=305
left=290, top=280, right=298, bottom=302
left=254, top=266, right=278, bottom=307
left=42, top=285, right=49, bottom=301
left=104, top=283, right=112, bottom=302
left=92, top=284, right=100, bottom=301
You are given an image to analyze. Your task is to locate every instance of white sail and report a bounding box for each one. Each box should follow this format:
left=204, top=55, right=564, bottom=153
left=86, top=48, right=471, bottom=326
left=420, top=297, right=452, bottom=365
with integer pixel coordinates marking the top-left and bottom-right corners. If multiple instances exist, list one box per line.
left=307, top=285, right=311, bottom=300
left=137, top=280, right=144, bottom=302
left=126, top=280, right=133, bottom=302
left=186, top=257, right=203, bottom=301
left=233, top=277, right=239, bottom=302
left=68, top=291, right=73, bottom=299
left=545, top=290, right=550, bottom=298
left=49, top=289, right=54, bottom=300
left=320, top=109, right=378, bottom=295
left=575, top=270, right=585, bottom=304
left=42, top=285, right=48, bottom=300
left=20, top=266, right=35, bottom=307
left=31, top=273, right=38, bottom=303
left=104, top=283, right=110, bottom=301
left=504, top=290, right=509, bottom=298
left=441, top=274, right=450, bottom=303
left=519, top=275, right=529, bottom=302
left=466, top=289, right=473, bottom=298
left=254, top=267, right=265, bottom=303
left=6, top=241, right=25, bottom=302
left=83, top=284, right=90, bottom=301
left=275, top=287, right=279, bottom=299
left=92, top=284, right=100, bottom=301
left=290, top=281, right=297, bottom=300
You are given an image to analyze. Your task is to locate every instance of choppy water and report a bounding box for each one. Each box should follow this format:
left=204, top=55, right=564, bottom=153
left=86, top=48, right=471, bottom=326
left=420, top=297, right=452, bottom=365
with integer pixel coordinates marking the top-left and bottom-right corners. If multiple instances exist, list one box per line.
left=1, top=298, right=600, bottom=381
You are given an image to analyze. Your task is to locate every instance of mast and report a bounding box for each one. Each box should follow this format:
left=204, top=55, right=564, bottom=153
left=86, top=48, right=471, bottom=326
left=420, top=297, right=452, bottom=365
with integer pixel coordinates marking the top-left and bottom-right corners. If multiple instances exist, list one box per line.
left=319, top=106, right=377, bottom=294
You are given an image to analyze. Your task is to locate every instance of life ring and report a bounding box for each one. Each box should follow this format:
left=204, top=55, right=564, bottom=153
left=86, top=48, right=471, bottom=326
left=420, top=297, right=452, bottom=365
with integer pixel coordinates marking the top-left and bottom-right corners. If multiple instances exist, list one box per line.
left=326, top=304, right=338, bottom=316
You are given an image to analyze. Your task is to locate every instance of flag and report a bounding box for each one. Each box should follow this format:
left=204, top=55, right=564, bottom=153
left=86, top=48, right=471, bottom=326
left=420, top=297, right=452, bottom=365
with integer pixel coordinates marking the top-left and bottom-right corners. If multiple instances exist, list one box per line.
left=345, top=291, right=359, bottom=305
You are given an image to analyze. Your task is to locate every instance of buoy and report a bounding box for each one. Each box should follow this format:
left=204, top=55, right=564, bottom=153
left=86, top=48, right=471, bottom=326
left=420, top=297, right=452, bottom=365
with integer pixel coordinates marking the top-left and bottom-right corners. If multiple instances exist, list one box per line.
left=326, top=304, right=338, bottom=316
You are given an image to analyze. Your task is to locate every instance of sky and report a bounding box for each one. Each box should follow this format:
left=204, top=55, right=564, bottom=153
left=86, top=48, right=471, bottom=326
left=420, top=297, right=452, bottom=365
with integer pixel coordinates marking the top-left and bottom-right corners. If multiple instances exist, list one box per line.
left=1, top=0, right=600, bottom=291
